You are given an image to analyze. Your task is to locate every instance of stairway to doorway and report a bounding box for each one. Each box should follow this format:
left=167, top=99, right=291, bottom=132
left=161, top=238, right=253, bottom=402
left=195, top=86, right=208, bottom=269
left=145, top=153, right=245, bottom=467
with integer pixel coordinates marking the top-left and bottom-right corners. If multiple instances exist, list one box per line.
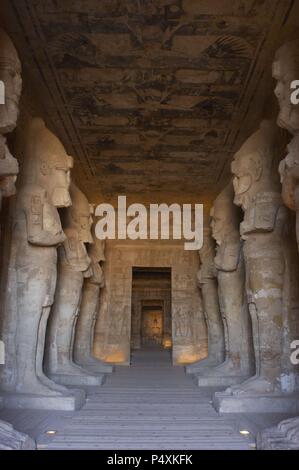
left=40, top=350, right=256, bottom=449
left=1, top=349, right=290, bottom=450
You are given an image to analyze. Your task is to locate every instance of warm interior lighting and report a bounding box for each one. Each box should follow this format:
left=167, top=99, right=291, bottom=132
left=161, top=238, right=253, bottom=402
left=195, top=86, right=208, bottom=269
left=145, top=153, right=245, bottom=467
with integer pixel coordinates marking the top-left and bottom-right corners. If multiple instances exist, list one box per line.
left=163, top=339, right=172, bottom=349
left=46, top=430, right=57, bottom=436
left=103, top=352, right=127, bottom=363
left=176, top=353, right=202, bottom=365
left=239, top=430, right=250, bottom=436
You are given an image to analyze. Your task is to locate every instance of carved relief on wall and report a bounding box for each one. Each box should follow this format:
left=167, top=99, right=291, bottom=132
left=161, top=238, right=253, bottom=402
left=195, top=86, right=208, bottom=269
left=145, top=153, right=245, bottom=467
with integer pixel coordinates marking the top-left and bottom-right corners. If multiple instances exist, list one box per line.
left=173, top=307, right=193, bottom=339
left=108, top=304, right=130, bottom=339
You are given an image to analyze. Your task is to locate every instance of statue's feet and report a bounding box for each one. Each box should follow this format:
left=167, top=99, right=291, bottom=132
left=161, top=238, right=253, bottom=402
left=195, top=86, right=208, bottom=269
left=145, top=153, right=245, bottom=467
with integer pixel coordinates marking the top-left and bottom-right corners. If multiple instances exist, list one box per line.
left=84, top=357, right=109, bottom=367
left=38, top=371, right=69, bottom=393
left=79, top=357, right=113, bottom=372
left=227, top=375, right=279, bottom=395
left=187, top=357, right=220, bottom=373
left=53, top=362, right=97, bottom=378
left=199, top=359, right=241, bottom=377
left=16, top=378, right=63, bottom=397
left=226, top=375, right=258, bottom=394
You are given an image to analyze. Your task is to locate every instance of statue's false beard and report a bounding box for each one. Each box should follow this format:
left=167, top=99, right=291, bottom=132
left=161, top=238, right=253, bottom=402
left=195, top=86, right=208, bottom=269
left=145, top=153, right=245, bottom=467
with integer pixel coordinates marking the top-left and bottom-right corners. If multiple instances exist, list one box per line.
left=234, top=192, right=250, bottom=211
left=0, top=99, right=19, bottom=133
left=277, top=107, right=299, bottom=135
left=51, top=187, right=72, bottom=208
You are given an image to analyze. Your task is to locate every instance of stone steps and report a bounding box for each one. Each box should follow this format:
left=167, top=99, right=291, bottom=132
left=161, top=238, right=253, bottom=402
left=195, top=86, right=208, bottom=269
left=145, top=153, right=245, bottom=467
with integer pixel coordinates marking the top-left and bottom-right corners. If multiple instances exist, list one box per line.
left=42, top=350, right=254, bottom=450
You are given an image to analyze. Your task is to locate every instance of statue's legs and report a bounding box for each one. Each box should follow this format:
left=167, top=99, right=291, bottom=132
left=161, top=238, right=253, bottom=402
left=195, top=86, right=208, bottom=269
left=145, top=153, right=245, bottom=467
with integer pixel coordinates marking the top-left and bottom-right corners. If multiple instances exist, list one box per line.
left=226, top=302, right=259, bottom=393
left=74, top=285, right=98, bottom=365
left=248, top=302, right=260, bottom=376
left=199, top=267, right=250, bottom=378
left=187, top=282, right=224, bottom=373
left=15, top=267, right=63, bottom=396
left=73, top=284, right=112, bottom=372
left=34, top=262, right=69, bottom=392
left=36, top=305, right=69, bottom=392
left=47, top=269, right=101, bottom=377
left=230, top=242, right=284, bottom=394
left=204, top=282, right=225, bottom=365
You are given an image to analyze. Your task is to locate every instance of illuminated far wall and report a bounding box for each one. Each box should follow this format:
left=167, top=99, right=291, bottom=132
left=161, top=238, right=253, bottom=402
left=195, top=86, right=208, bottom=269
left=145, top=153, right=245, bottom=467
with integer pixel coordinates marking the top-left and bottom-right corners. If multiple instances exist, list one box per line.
left=93, top=239, right=208, bottom=365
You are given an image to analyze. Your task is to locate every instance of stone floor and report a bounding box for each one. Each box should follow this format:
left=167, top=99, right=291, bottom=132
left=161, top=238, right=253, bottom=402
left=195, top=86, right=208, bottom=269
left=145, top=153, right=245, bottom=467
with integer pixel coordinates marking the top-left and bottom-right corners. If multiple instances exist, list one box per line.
left=0, top=349, right=296, bottom=450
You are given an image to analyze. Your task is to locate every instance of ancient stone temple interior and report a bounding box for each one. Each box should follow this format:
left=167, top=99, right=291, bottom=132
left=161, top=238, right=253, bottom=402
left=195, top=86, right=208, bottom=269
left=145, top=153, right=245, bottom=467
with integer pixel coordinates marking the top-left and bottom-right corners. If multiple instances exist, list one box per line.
left=1, top=0, right=299, bottom=451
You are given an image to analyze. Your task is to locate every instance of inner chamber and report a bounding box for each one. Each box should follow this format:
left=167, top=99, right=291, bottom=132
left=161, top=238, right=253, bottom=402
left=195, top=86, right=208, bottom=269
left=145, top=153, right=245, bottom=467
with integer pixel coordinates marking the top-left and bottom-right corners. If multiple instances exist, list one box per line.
left=131, top=267, right=172, bottom=354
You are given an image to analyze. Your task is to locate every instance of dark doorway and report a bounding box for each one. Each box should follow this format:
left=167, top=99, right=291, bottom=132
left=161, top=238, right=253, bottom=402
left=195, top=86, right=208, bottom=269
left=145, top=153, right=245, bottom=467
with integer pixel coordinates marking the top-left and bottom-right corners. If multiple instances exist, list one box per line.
left=131, top=267, right=172, bottom=352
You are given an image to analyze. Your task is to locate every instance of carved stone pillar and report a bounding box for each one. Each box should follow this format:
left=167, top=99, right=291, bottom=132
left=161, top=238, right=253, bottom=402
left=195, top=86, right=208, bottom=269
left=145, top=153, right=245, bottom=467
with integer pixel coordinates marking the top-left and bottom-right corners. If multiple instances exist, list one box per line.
left=196, top=183, right=254, bottom=387
left=258, top=40, right=299, bottom=449
left=0, top=118, right=84, bottom=410
left=214, top=120, right=299, bottom=414
left=0, top=28, right=37, bottom=447
left=45, top=183, right=104, bottom=387
left=186, top=228, right=224, bottom=374
left=73, top=229, right=113, bottom=374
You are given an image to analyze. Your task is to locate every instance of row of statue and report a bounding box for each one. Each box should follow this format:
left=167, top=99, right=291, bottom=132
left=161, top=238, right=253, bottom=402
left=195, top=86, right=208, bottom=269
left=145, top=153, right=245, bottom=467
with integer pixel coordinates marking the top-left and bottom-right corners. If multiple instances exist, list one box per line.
left=187, top=40, right=299, bottom=448
left=0, top=29, right=113, bottom=448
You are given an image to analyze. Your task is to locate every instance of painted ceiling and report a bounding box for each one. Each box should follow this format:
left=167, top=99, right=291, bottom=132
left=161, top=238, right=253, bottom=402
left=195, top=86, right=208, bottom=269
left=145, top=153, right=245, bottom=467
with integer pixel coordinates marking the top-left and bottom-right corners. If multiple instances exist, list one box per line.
left=1, top=0, right=298, bottom=203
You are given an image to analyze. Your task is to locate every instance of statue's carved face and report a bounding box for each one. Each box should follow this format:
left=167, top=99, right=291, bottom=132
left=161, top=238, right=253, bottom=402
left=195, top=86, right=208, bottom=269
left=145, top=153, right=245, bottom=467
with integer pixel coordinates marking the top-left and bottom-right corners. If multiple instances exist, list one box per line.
left=74, top=213, right=93, bottom=242
left=71, top=200, right=93, bottom=244
left=27, top=119, right=73, bottom=208
left=272, top=53, right=299, bottom=134
left=231, top=151, right=260, bottom=210
left=0, top=32, right=22, bottom=133
left=40, top=153, right=73, bottom=208
left=210, top=203, right=229, bottom=245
